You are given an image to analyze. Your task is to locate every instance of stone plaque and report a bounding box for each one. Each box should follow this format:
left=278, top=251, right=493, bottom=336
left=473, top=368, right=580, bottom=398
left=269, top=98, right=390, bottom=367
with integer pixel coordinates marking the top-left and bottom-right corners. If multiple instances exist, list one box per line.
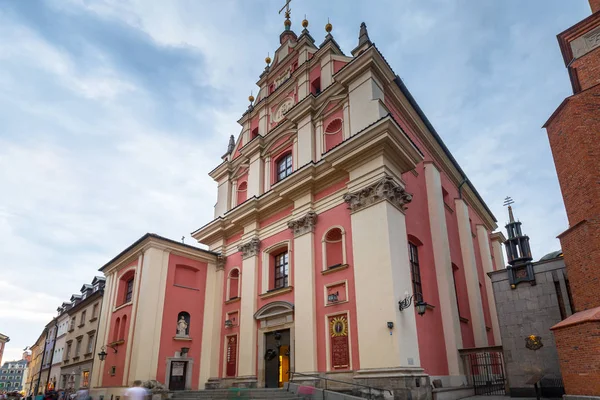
left=329, top=315, right=350, bottom=369
left=226, top=336, right=237, bottom=377
left=171, top=361, right=185, bottom=376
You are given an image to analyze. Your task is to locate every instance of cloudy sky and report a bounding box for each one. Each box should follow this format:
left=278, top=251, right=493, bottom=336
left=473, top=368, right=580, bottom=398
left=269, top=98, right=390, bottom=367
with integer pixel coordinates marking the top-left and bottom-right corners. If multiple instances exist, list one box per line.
left=0, top=0, right=590, bottom=362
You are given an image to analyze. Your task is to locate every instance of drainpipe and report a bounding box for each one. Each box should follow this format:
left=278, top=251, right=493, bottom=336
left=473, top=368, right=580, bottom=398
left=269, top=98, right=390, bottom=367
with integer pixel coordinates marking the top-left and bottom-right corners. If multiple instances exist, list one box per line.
left=458, top=177, right=468, bottom=199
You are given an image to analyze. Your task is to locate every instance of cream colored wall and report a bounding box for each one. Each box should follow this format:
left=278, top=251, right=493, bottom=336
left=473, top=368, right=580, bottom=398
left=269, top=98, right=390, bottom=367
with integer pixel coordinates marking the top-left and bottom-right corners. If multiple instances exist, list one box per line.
left=347, top=70, right=387, bottom=136
left=350, top=199, right=420, bottom=369
left=126, top=248, right=169, bottom=384
left=215, top=177, right=231, bottom=218
left=454, top=199, right=488, bottom=347
left=292, top=219, right=317, bottom=373
left=424, top=163, right=463, bottom=377
left=91, top=273, right=116, bottom=389
left=198, top=262, right=224, bottom=386
left=491, top=239, right=506, bottom=271
left=476, top=226, right=501, bottom=345
left=247, top=153, right=263, bottom=199
left=237, top=251, right=259, bottom=378
left=296, top=114, right=315, bottom=167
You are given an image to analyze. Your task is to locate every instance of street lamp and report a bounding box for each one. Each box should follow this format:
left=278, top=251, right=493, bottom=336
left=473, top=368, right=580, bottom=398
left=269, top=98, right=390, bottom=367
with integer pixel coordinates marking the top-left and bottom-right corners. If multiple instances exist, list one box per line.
left=415, top=300, right=428, bottom=317
left=399, top=293, right=429, bottom=317
left=97, top=346, right=107, bottom=361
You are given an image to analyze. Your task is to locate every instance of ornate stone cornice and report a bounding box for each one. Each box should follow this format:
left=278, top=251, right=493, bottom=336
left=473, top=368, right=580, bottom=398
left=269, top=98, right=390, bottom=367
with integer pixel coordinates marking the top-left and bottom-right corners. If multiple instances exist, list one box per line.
left=238, top=238, right=261, bottom=259
left=343, top=176, right=413, bottom=213
left=216, top=255, right=226, bottom=271
left=287, top=211, right=318, bottom=237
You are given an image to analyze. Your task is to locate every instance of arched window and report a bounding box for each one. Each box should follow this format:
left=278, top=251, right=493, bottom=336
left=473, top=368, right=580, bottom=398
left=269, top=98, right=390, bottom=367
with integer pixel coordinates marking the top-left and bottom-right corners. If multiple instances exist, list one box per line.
left=117, top=270, right=135, bottom=306
left=119, top=315, right=127, bottom=340
left=323, top=227, right=346, bottom=270
left=324, top=118, right=343, bottom=152
left=113, top=318, right=120, bottom=343
left=408, top=241, right=423, bottom=302
left=227, top=269, right=240, bottom=300
left=176, top=312, right=190, bottom=337
left=276, top=153, right=293, bottom=182
left=237, top=181, right=248, bottom=205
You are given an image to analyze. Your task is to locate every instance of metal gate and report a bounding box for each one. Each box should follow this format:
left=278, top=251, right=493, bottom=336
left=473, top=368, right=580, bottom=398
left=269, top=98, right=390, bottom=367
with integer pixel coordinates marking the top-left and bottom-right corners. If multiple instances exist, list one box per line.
left=468, top=351, right=506, bottom=395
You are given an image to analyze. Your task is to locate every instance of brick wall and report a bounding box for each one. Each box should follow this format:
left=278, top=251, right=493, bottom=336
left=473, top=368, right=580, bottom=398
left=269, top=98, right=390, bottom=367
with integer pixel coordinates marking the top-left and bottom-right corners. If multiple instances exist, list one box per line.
left=591, top=0, right=600, bottom=14
left=546, top=84, right=600, bottom=311
left=571, top=47, right=600, bottom=92
left=553, top=320, right=600, bottom=395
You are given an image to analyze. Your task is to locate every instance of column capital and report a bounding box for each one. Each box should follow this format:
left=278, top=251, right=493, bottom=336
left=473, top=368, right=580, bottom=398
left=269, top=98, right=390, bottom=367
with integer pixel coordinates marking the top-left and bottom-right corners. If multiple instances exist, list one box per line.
left=343, top=176, right=412, bottom=213
left=238, top=237, right=261, bottom=259
left=216, top=255, right=226, bottom=271
left=287, top=211, right=318, bottom=237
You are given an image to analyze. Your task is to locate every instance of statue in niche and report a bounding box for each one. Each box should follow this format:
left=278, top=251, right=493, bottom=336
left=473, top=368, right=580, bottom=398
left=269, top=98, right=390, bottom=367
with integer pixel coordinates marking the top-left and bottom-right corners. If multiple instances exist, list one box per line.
left=177, top=315, right=188, bottom=336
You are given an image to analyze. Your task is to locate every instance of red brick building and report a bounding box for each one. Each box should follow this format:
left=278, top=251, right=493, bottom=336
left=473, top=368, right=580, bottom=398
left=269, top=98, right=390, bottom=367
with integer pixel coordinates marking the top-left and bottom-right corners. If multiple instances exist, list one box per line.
left=546, top=1, right=600, bottom=397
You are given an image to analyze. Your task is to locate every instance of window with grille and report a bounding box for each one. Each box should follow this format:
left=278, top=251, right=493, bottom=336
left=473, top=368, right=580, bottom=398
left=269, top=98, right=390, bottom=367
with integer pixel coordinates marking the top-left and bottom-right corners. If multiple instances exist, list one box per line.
left=277, top=154, right=293, bottom=181
left=125, top=278, right=134, bottom=303
left=408, top=243, right=423, bottom=302
left=274, top=252, right=289, bottom=289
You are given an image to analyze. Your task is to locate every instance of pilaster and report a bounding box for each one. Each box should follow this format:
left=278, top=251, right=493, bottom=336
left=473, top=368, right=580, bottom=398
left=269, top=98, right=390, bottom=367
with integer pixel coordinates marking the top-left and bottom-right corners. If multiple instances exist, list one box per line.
left=423, top=163, right=463, bottom=378
left=215, top=177, right=231, bottom=218
left=264, top=156, right=271, bottom=193
left=476, top=225, right=501, bottom=345
left=288, top=210, right=318, bottom=373
left=231, top=180, right=238, bottom=209
left=348, top=70, right=387, bottom=136
left=490, top=233, right=506, bottom=270
left=247, top=153, right=263, bottom=199
left=454, top=199, right=488, bottom=347
left=199, top=258, right=225, bottom=387
left=320, top=53, right=333, bottom=89
left=296, top=115, right=315, bottom=167
left=237, top=238, right=260, bottom=380
left=315, top=120, right=323, bottom=162
left=345, top=175, right=420, bottom=370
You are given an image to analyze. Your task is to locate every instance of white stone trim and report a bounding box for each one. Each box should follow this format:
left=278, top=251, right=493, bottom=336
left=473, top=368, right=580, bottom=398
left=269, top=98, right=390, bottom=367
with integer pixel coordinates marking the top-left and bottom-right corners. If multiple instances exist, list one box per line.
left=323, top=279, right=349, bottom=307
left=261, top=240, right=292, bottom=293
left=226, top=267, right=241, bottom=301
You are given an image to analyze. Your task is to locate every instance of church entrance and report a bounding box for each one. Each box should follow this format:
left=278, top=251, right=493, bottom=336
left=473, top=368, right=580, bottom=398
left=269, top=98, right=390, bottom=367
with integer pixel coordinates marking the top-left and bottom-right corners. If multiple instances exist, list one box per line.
left=264, top=329, right=290, bottom=388
left=168, top=361, right=187, bottom=391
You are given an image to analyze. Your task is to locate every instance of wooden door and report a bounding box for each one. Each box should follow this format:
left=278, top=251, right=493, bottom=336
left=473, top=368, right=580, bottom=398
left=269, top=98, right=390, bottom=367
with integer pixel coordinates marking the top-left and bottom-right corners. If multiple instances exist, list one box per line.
left=169, top=361, right=187, bottom=391
left=226, top=336, right=237, bottom=377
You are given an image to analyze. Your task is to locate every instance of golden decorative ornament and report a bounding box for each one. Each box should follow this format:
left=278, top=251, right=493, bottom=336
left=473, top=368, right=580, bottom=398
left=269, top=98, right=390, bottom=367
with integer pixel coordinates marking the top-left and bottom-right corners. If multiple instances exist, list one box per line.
left=248, top=94, right=255, bottom=103
left=265, top=55, right=272, bottom=65
left=302, top=18, right=308, bottom=28
left=325, top=19, right=332, bottom=33
left=284, top=19, right=291, bottom=27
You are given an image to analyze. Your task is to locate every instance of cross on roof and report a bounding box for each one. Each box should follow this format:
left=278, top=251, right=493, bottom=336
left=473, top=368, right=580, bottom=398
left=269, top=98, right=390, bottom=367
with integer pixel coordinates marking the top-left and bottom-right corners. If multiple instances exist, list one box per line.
left=279, top=0, right=291, bottom=17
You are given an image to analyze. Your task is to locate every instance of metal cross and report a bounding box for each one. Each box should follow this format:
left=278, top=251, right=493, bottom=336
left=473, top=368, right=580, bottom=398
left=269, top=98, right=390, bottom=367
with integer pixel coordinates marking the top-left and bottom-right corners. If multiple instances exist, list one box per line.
left=503, top=196, right=514, bottom=207
left=279, top=0, right=292, bottom=16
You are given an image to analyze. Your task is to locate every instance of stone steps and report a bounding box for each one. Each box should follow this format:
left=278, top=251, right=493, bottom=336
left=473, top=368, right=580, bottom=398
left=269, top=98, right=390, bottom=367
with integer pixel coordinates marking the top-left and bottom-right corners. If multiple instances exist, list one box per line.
left=171, top=388, right=303, bottom=399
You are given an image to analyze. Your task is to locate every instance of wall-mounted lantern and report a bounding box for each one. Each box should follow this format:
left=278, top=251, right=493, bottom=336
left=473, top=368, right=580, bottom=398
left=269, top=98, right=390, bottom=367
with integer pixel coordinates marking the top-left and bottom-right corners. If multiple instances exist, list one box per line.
left=224, top=319, right=233, bottom=328
left=97, top=346, right=108, bottom=361
left=327, top=291, right=339, bottom=303
left=180, top=347, right=190, bottom=357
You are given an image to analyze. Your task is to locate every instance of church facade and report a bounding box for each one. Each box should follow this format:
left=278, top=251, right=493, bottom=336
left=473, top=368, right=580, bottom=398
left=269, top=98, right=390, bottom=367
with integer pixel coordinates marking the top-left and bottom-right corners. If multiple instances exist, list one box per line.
left=90, top=14, right=503, bottom=399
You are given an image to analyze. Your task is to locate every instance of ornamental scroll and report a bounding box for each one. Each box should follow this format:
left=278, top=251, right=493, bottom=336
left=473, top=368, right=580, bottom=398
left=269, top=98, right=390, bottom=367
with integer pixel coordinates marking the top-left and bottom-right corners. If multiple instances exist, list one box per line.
left=329, top=315, right=350, bottom=369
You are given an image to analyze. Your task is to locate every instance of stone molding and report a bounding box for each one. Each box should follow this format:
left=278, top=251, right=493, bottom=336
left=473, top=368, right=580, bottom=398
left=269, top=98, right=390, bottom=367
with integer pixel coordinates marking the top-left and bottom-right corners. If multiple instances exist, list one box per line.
left=238, top=238, right=261, bottom=259
left=287, top=211, right=318, bottom=237
left=343, top=176, right=413, bottom=213
left=216, top=255, right=226, bottom=271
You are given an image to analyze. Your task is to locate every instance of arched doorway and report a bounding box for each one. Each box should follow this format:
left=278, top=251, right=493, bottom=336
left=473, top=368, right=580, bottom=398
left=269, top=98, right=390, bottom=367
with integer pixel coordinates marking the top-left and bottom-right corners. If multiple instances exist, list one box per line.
left=254, top=301, right=294, bottom=388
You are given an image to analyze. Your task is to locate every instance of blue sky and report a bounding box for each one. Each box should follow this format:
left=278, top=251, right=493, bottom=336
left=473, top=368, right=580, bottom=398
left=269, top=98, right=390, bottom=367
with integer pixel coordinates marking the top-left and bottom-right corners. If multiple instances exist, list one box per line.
left=0, top=0, right=590, bottom=361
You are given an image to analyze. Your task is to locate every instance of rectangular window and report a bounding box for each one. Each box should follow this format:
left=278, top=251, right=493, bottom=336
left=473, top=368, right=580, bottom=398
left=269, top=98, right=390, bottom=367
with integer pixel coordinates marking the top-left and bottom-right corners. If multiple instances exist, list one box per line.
left=274, top=252, right=289, bottom=289
left=87, top=334, right=95, bottom=354
left=66, top=343, right=71, bottom=359
left=82, top=371, right=90, bottom=388
left=125, top=279, right=134, bottom=303
left=80, top=311, right=86, bottom=326
left=92, top=304, right=99, bottom=319
left=277, top=154, right=293, bottom=181
left=75, top=339, right=81, bottom=356
left=408, top=243, right=423, bottom=302
left=69, top=318, right=75, bottom=330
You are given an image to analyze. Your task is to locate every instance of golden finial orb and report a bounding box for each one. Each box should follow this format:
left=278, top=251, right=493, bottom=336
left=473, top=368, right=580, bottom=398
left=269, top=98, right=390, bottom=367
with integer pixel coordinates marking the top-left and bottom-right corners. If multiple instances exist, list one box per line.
left=325, top=18, right=332, bottom=33
left=265, top=54, right=272, bottom=65
left=302, top=15, right=308, bottom=28
left=248, top=93, right=255, bottom=103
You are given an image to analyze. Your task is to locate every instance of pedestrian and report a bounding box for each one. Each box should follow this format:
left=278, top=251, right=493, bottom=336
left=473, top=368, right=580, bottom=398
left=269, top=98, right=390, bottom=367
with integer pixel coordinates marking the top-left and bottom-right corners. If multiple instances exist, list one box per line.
left=124, top=381, right=149, bottom=400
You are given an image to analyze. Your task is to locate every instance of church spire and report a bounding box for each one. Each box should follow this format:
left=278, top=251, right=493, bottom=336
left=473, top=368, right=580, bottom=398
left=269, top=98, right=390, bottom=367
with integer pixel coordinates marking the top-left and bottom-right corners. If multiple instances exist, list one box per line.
left=226, top=135, right=235, bottom=155
left=351, top=22, right=373, bottom=56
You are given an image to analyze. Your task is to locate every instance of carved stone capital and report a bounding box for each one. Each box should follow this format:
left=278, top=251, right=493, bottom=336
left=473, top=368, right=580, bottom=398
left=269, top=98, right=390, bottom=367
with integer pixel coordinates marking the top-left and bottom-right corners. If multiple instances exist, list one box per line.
left=216, top=255, right=226, bottom=271
left=238, top=237, right=261, bottom=259
left=343, top=176, right=413, bottom=213
left=287, top=211, right=318, bottom=237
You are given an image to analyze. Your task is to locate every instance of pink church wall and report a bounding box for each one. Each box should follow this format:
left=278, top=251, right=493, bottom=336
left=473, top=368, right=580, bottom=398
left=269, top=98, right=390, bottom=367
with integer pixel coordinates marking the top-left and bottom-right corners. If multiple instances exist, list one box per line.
left=219, top=251, right=243, bottom=378
left=259, top=206, right=294, bottom=229
left=403, top=164, right=449, bottom=376
left=256, top=230, right=294, bottom=308
left=156, top=254, right=208, bottom=388
left=102, top=263, right=137, bottom=387
left=314, top=177, right=349, bottom=202
left=313, top=202, right=360, bottom=372
left=236, top=172, right=248, bottom=205
left=333, top=60, right=347, bottom=74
